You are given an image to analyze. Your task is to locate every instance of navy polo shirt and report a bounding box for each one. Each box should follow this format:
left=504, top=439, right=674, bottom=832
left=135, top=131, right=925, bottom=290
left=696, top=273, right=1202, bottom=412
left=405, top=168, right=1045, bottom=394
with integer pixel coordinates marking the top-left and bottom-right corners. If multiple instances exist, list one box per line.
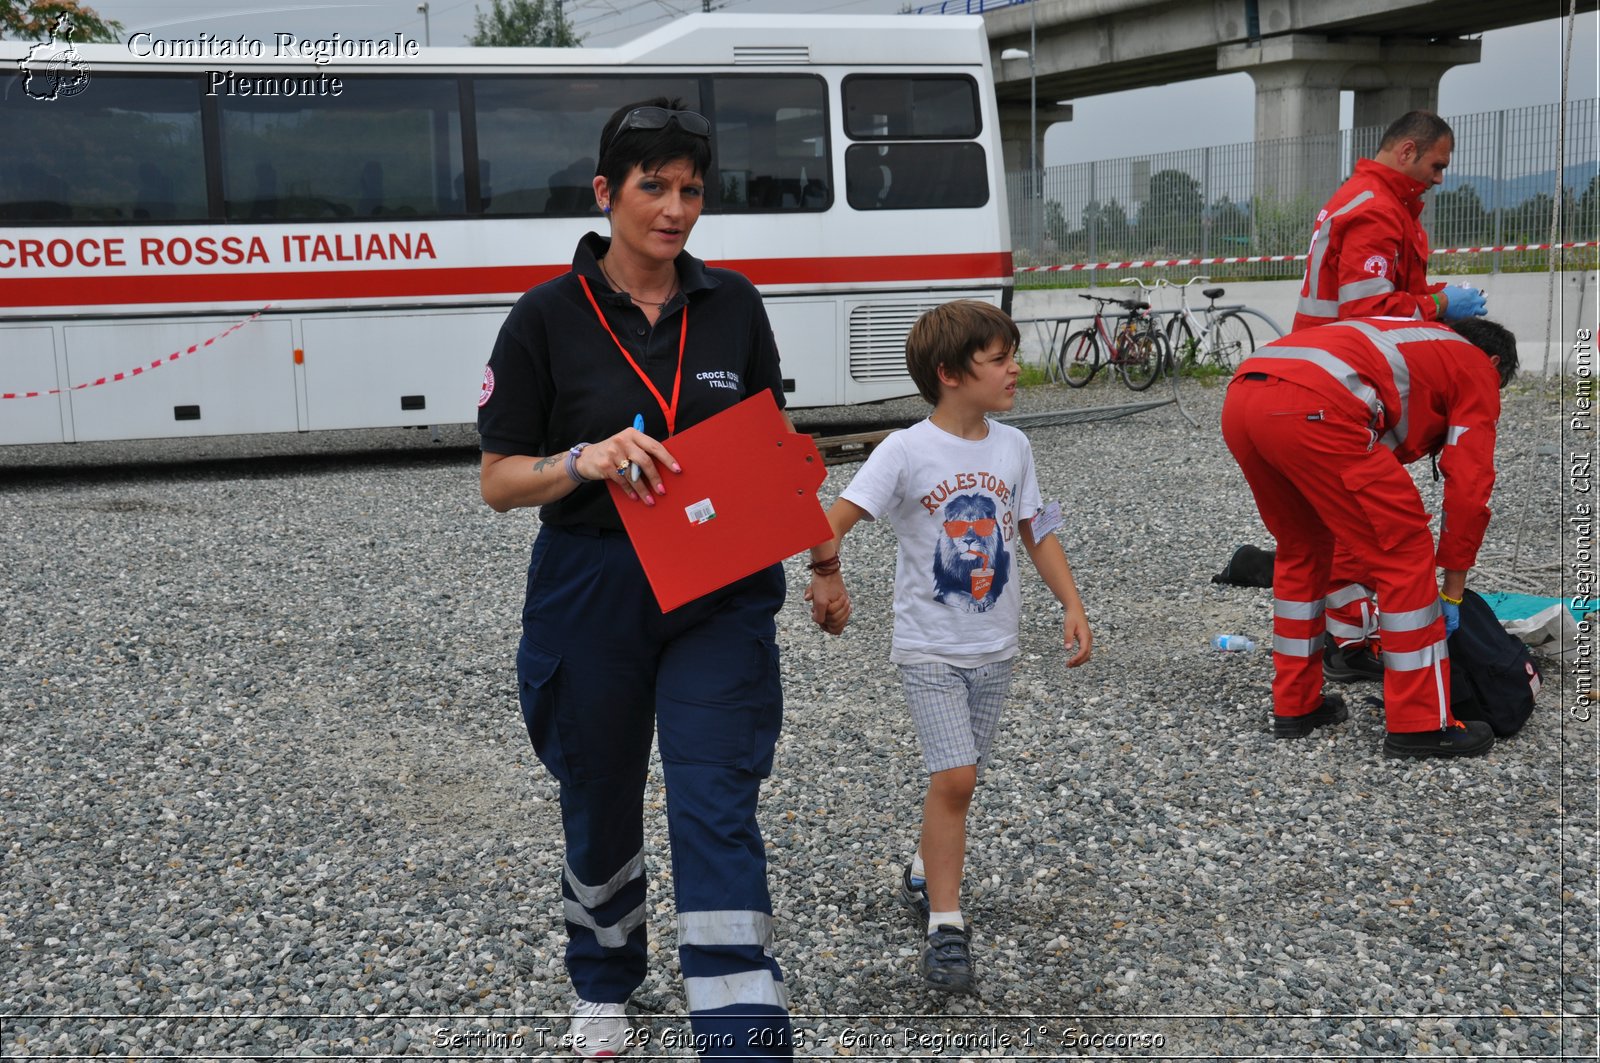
left=477, top=232, right=786, bottom=531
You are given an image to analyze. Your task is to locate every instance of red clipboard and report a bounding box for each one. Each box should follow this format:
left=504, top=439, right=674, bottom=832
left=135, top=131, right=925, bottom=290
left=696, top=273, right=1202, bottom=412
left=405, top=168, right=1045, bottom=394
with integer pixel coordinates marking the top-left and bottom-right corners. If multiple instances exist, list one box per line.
left=608, top=390, right=832, bottom=612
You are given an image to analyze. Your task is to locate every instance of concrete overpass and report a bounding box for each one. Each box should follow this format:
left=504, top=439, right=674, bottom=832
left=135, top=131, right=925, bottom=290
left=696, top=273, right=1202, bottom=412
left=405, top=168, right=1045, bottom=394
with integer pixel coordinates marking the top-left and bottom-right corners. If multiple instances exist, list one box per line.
left=985, top=0, right=1596, bottom=189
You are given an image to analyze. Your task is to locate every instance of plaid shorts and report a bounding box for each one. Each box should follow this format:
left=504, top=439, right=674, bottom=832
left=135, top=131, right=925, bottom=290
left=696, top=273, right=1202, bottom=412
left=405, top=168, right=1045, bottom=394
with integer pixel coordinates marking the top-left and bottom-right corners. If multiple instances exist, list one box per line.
left=898, top=658, right=1016, bottom=775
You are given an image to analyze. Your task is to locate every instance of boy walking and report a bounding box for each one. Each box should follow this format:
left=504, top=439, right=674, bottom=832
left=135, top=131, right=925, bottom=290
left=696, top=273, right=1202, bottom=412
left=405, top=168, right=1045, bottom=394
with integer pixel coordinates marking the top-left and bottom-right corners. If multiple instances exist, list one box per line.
left=805, top=300, right=1092, bottom=992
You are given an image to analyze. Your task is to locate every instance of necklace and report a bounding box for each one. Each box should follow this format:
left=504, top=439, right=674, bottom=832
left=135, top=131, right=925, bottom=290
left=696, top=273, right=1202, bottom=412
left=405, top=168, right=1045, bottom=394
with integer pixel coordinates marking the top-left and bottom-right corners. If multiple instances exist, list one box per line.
left=599, top=256, right=678, bottom=311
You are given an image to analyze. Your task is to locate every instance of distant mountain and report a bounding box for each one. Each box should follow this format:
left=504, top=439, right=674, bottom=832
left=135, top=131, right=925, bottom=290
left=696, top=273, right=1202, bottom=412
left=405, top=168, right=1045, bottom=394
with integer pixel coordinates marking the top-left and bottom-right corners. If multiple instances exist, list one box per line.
left=1444, top=161, right=1600, bottom=206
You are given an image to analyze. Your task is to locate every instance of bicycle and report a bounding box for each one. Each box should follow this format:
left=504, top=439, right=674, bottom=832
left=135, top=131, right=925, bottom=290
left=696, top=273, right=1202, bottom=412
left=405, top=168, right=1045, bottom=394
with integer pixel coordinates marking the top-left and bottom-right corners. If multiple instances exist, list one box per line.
left=1056, top=294, right=1167, bottom=392
left=1119, top=276, right=1175, bottom=373
left=1159, top=276, right=1259, bottom=372
left=1118, top=275, right=1257, bottom=375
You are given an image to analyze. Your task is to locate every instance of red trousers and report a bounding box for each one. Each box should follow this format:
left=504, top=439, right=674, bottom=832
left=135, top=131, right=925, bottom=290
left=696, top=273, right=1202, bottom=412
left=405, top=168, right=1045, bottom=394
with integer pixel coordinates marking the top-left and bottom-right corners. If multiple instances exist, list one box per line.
left=1222, top=376, right=1454, bottom=733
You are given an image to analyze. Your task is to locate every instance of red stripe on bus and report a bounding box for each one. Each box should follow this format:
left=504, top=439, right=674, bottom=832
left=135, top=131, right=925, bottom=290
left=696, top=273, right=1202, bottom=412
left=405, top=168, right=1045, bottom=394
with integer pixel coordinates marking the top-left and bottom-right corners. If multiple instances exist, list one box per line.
left=0, top=253, right=1012, bottom=308
left=0, top=265, right=564, bottom=308
left=717, top=252, right=1013, bottom=286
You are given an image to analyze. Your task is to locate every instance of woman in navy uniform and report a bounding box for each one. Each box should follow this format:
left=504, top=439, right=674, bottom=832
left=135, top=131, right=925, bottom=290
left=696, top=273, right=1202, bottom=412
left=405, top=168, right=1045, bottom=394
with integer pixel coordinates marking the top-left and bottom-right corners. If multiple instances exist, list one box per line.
left=477, top=99, right=798, bottom=1059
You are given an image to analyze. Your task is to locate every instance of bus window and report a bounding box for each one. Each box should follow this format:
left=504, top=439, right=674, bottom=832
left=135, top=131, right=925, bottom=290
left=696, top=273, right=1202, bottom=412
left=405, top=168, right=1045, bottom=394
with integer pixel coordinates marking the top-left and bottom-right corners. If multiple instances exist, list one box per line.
left=219, top=78, right=464, bottom=220
left=0, top=76, right=206, bottom=222
left=841, top=75, right=986, bottom=210
left=708, top=76, right=828, bottom=213
left=842, top=76, right=980, bottom=139
left=844, top=142, right=988, bottom=211
left=473, top=77, right=700, bottom=216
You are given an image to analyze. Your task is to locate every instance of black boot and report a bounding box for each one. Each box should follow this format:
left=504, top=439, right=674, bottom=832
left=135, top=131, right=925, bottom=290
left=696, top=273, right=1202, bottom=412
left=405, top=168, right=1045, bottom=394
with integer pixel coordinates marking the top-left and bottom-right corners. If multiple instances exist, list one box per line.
left=1383, top=719, right=1495, bottom=759
left=1324, top=642, right=1383, bottom=683
left=1273, top=694, right=1349, bottom=739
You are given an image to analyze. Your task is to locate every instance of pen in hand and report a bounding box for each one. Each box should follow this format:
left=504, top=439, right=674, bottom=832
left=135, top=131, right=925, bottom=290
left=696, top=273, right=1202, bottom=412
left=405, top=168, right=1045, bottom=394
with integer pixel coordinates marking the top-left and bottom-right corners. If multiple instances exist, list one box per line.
left=628, top=413, right=645, bottom=482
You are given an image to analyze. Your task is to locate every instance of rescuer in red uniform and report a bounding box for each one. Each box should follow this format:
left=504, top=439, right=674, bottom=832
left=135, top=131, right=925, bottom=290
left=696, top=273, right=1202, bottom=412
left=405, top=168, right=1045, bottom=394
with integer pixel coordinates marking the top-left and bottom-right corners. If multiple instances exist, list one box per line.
left=1221, top=317, right=1517, bottom=759
left=1294, top=110, right=1487, bottom=331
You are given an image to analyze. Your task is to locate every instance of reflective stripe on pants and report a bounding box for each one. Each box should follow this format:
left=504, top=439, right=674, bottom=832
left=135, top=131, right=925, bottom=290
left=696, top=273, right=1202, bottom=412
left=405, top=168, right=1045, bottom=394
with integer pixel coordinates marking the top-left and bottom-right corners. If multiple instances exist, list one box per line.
left=1325, top=546, right=1380, bottom=648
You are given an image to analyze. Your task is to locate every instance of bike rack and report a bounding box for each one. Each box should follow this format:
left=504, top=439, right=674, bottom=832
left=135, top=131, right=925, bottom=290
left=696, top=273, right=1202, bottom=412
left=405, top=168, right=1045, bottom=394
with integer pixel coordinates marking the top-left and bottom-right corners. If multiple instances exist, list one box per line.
left=1013, top=300, right=1285, bottom=433
left=1013, top=307, right=1164, bottom=370
left=998, top=400, right=1175, bottom=430
left=1218, top=305, right=1288, bottom=339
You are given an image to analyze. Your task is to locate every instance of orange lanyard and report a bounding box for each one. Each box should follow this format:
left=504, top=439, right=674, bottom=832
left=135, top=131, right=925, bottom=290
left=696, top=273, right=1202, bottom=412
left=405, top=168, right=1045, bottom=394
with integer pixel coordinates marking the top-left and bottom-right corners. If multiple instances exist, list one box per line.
left=577, top=273, right=688, bottom=437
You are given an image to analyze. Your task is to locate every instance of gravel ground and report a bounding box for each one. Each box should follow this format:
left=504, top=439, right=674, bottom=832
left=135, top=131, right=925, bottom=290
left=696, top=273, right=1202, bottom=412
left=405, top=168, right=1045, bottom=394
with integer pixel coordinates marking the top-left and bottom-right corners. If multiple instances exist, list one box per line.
left=1, top=376, right=1593, bottom=1061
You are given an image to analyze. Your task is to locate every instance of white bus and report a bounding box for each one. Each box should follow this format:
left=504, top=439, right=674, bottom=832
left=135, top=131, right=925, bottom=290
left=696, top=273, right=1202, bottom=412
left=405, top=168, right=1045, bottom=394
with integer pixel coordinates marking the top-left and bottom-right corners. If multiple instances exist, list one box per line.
left=0, top=14, right=1012, bottom=446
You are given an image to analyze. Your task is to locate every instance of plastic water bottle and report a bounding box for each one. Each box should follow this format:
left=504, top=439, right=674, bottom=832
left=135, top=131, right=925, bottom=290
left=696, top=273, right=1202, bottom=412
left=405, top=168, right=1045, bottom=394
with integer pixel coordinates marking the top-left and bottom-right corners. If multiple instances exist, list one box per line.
left=1211, top=634, right=1256, bottom=652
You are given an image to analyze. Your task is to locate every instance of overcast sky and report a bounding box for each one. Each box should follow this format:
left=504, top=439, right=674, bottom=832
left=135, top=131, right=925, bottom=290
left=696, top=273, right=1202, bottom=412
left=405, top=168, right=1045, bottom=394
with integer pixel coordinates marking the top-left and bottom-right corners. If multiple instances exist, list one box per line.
left=101, top=0, right=1598, bottom=165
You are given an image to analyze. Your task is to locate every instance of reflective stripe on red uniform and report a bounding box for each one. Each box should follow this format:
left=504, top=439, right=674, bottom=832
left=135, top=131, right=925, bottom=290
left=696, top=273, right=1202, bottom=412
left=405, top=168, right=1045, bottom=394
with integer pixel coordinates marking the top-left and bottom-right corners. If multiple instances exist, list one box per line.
left=1325, top=552, right=1378, bottom=647
left=1294, top=159, right=1445, bottom=331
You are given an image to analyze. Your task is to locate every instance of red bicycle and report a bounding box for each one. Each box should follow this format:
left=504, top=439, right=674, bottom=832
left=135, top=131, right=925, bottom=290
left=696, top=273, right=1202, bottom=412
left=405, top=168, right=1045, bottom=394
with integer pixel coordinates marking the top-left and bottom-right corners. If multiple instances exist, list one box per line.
left=1056, top=294, right=1167, bottom=391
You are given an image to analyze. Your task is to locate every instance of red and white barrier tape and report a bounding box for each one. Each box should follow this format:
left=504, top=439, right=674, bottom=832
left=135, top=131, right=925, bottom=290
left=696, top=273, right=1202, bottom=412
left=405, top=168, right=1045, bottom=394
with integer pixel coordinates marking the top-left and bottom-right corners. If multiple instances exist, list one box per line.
left=2, top=307, right=269, bottom=400
left=1013, top=241, right=1599, bottom=274
left=1428, top=241, right=1597, bottom=254
left=1019, top=255, right=1297, bottom=272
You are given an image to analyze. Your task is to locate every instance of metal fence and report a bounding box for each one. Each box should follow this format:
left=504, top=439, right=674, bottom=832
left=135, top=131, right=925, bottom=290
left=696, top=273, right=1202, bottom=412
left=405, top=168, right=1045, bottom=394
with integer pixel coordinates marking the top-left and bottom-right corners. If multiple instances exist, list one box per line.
left=1009, top=98, right=1599, bottom=286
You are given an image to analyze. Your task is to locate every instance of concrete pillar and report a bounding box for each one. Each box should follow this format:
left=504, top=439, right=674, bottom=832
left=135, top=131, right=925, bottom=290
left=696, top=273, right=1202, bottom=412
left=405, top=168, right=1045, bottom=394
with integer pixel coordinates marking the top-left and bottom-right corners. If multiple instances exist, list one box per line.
left=1344, top=37, right=1481, bottom=157
left=997, top=100, right=1073, bottom=175
left=997, top=101, right=1031, bottom=175
left=1219, top=35, right=1367, bottom=136
left=1218, top=34, right=1479, bottom=207
left=998, top=99, right=1072, bottom=254
left=1353, top=83, right=1439, bottom=129
left=1219, top=35, right=1368, bottom=206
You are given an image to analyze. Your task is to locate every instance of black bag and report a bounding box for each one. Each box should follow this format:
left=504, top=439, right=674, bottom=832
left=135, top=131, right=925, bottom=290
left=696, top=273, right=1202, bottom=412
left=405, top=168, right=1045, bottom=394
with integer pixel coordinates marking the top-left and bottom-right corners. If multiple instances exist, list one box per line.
left=1448, top=589, right=1541, bottom=737
left=1211, top=544, right=1276, bottom=588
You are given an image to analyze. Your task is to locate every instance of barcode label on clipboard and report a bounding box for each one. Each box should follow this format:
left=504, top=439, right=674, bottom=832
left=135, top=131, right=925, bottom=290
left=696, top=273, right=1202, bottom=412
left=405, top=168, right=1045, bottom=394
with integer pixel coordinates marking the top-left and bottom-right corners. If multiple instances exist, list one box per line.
left=685, top=498, right=717, bottom=525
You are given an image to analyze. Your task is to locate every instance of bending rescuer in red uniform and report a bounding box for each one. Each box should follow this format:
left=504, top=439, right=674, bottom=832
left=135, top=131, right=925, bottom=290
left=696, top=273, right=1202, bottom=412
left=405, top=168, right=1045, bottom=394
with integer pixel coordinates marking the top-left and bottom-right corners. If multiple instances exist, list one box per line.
left=1294, top=110, right=1491, bottom=683
left=1221, top=316, right=1517, bottom=760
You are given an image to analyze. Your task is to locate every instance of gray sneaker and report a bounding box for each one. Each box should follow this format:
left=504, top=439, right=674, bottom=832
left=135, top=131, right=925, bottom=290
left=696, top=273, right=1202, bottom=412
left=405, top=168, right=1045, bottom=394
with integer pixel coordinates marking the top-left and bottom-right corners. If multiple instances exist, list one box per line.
left=920, top=923, right=975, bottom=993
left=899, top=865, right=929, bottom=928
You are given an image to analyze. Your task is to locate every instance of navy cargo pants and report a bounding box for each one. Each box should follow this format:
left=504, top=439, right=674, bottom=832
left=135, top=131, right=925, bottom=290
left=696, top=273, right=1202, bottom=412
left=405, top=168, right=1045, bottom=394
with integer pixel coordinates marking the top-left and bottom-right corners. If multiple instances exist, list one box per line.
left=516, top=523, right=792, bottom=1058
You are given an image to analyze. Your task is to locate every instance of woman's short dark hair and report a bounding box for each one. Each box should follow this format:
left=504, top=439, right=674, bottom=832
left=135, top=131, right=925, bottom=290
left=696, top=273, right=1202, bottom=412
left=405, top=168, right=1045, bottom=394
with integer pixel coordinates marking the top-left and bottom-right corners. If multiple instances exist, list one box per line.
left=1451, top=317, right=1519, bottom=388
left=595, top=97, right=713, bottom=200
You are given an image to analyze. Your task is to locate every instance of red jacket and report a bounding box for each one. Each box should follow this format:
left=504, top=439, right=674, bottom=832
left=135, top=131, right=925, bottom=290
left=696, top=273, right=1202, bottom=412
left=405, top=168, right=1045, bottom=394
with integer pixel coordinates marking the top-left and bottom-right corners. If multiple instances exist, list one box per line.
left=1236, top=318, right=1500, bottom=570
left=1293, top=159, right=1445, bottom=331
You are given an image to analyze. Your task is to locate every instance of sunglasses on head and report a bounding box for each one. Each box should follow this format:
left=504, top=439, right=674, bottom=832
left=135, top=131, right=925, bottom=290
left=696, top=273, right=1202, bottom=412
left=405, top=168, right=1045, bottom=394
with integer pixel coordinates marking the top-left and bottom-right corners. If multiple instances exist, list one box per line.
left=607, top=106, right=711, bottom=150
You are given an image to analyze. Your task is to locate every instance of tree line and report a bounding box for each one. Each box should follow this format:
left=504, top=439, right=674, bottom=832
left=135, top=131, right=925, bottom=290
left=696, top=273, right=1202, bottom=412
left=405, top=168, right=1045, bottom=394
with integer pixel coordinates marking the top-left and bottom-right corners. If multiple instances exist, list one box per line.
left=1041, top=168, right=1600, bottom=259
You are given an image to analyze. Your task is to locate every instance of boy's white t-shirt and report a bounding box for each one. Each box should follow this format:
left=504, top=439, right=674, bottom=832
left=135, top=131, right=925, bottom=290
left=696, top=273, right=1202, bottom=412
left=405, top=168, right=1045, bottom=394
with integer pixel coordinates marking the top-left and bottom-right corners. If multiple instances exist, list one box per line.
left=841, top=417, right=1044, bottom=666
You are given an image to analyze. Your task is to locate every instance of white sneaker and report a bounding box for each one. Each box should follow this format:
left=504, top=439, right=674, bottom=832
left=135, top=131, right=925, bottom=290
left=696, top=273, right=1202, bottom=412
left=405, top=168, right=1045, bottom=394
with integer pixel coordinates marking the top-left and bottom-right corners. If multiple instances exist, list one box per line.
left=570, top=998, right=631, bottom=1058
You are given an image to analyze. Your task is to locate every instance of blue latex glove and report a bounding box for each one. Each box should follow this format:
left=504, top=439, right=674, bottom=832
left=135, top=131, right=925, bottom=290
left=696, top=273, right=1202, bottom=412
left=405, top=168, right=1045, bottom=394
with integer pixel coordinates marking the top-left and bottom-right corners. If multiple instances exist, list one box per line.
left=1440, top=596, right=1461, bottom=635
left=1440, top=284, right=1487, bottom=321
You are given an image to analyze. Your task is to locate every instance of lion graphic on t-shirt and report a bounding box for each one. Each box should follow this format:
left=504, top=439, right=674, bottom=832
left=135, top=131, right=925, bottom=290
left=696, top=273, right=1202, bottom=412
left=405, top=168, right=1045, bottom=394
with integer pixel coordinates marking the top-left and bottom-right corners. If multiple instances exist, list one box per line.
left=932, top=492, right=1008, bottom=613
